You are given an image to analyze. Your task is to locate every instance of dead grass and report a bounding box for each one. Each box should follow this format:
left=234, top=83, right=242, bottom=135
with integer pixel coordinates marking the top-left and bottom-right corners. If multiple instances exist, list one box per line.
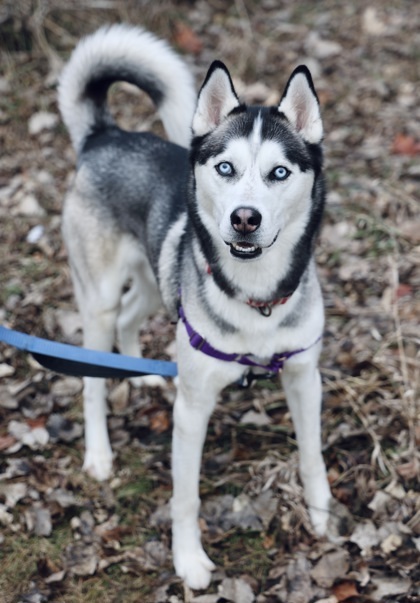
left=0, top=1, right=419, bottom=602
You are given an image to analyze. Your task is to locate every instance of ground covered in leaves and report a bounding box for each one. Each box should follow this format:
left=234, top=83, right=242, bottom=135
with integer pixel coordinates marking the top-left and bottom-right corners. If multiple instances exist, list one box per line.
left=0, top=1, right=419, bottom=602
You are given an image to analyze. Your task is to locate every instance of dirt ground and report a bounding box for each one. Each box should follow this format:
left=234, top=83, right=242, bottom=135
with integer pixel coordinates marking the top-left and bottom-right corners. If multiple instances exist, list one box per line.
left=0, top=1, right=419, bottom=602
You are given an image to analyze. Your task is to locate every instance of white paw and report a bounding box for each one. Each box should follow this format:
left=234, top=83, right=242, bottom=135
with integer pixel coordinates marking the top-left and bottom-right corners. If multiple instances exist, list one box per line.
left=301, top=467, right=331, bottom=535
left=174, top=546, right=216, bottom=590
left=130, top=374, right=167, bottom=389
left=83, top=449, right=113, bottom=481
left=309, top=504, right=330, bottom=536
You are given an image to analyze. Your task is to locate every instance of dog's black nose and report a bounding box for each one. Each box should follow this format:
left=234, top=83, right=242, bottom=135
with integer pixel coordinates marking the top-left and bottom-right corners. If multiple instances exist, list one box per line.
left=230, top=207, right=262, bottom=234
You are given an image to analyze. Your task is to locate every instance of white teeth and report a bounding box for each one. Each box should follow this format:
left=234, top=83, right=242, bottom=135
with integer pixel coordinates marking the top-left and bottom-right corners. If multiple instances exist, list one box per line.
left=233, top=243, right=256, bottom=252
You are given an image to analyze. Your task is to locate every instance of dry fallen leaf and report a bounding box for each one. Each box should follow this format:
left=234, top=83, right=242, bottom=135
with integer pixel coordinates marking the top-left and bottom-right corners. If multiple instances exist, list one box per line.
left=37, top=554, right=62, bottom=579
left=149, top=409, right=171, bottom=433
left=370, top=574, right=412, bottom=599
left=286, top=553, right=312, bottom=603
left=396, top=458, right=419, bottom=480
left=172, top=21, right=203, bottom=54
left=25, top=504, right=52, bottom=536
left=332, top=580, right=359, bottom=601
left=380, top=533, right=402, bottom=554
left=218, top=577, right=255, bottom=603
left=349, top=521, right=379, bottom=555
left=310, top=549, right=350, bottom=588
left=0, top=482, right=27, bottom=508
left=396, top=283, right=413, bottom=298
left=392, top=133, right=420, bottom=155
left=0, top=434, right=17, bottom=451
left=64, top=542, right=99, bottom=576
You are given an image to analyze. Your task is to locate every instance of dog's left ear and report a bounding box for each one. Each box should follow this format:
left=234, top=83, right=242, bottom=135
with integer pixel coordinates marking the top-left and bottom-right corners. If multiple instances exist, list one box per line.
left=278, top=66, right=323, bottom=144
left=192, top=61, right=241, bottom=137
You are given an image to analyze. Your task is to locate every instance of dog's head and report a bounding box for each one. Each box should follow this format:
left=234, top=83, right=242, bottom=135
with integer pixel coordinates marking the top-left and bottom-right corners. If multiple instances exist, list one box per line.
left=190, top=62, right=324, bottom=266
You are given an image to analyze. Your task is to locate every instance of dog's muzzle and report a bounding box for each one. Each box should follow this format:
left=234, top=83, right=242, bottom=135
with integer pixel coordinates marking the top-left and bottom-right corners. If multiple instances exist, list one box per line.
left=228, top=207, right=263, bottom=259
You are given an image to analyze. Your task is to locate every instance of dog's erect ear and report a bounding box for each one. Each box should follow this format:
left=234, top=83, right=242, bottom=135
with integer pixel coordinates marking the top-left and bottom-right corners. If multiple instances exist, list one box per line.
left=192, top=61, right=241, bottom=136
left=278, top=66, right=323, bottom=144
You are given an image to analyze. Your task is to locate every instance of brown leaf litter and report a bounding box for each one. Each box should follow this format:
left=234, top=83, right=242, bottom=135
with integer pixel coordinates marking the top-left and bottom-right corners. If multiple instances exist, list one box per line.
left=0, top=1, right=419, bottom=602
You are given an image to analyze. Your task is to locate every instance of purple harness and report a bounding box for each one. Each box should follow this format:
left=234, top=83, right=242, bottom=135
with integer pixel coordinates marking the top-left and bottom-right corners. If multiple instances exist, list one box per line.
left=178, top=303, right=322, bottom=374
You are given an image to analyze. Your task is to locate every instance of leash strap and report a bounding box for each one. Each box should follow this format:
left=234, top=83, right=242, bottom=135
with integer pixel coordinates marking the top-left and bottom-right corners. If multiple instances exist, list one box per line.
left=0, top=326, right=177, bottom=379
left=178, top=304, right=321, bottom=373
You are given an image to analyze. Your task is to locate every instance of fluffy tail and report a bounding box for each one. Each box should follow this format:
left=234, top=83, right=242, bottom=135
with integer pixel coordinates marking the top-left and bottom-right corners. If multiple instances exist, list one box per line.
left=58, top=24, right=196, bottom=154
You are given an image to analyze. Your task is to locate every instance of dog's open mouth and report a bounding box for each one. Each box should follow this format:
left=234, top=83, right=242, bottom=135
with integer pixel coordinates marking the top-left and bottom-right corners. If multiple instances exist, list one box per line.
left=229, top=241, right=262, bottom=259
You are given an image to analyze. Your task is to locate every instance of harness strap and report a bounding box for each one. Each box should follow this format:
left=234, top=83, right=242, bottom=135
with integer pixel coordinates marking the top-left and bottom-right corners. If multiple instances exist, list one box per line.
left=0, top=326, right=177, bottom=379
left=178, top=304, right=321, bottom=373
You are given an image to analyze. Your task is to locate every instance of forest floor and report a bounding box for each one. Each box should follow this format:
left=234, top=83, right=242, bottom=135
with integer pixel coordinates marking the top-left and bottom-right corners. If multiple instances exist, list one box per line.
left=0, top=1, right=419, bottom=602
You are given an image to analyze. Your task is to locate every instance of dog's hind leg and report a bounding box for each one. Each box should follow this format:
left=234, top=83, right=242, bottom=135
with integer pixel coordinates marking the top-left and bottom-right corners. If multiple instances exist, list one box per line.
left=281, top=354, right=331, bottom=535
left=116, top=251, right=166, bottom=389
left=77, top=279, right=120, bottom=481
left=68, top=233, right=127, bottom=481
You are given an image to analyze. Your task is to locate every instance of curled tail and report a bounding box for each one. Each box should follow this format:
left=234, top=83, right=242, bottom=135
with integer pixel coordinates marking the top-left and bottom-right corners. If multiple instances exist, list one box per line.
left=58, top=24, right=196, bottom=154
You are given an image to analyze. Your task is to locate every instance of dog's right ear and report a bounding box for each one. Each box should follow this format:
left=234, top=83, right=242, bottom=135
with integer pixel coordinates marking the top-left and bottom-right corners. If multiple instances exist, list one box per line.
left=278, top=65, right=323, bottom=144
left=192, top=61, right=240, bottom=137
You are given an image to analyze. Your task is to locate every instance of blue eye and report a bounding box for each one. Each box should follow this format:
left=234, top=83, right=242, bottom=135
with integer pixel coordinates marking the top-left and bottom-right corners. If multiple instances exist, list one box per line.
left=216, top=162, right=234, bottom=177
left=271, top=166, right=290, bottom=181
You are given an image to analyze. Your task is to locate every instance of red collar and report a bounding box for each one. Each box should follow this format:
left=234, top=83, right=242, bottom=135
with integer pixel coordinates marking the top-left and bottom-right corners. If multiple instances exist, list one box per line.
left=247, top=296, right=289, bottom=316
left=206, top=263, right=290, bottom=317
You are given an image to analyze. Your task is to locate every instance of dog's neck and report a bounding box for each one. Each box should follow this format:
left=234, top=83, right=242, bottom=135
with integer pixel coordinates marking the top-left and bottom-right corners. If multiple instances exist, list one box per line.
left=205, top=262, right=292, bottom=316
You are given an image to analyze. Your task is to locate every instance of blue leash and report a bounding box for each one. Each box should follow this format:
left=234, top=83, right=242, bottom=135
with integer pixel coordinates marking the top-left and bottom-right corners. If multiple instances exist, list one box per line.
left=0, top=326, right=177, bottom=379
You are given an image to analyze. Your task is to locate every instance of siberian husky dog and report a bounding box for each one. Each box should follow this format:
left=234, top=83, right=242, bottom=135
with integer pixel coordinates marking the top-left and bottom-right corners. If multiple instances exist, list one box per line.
left=58, top=24, right=331, bottom=589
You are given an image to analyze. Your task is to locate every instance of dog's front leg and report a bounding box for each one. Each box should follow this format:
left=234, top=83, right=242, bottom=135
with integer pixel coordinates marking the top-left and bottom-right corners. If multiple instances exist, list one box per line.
left=281, top=354, right=331, bottom=535
left=170, top=323, right=242, bottom=589
left=171, top=379, right=217, bottom=590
